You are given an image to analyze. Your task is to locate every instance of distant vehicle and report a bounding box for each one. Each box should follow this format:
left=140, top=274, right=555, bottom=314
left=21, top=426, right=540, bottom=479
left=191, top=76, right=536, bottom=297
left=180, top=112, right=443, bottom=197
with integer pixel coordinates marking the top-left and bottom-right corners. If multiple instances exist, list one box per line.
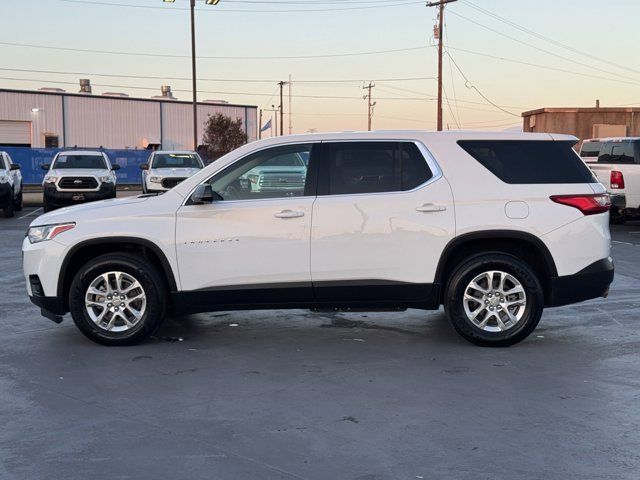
left=241, top=150, right=307, bottom=194
left=140, top=151, right=204, bottom=194
left=24, top=131, right=613, bottom=348
left=580, top=138, right=640, bottom=223
left=41, top=151, right=119, bottom=212
left=0, top=150, right=23, bottom=217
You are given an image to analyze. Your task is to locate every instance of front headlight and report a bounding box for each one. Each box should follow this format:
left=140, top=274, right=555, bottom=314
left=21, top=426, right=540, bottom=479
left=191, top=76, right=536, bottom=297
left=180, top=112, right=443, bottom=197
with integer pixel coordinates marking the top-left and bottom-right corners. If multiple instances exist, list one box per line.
left=150, top=176, right=162, bottom=183
left=28, top=223, right=76, bottom=244
left=0, top=174, right=9, bottom=184
left=99, top=176, right=113, bottom=183
left=44, top=176, right=58, bottom=184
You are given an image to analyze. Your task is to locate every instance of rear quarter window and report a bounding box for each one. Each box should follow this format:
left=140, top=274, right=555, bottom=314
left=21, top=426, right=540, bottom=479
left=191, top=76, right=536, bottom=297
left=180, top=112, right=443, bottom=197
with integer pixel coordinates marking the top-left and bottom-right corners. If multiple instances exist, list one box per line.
left=457, top=140, right=596, bottom=184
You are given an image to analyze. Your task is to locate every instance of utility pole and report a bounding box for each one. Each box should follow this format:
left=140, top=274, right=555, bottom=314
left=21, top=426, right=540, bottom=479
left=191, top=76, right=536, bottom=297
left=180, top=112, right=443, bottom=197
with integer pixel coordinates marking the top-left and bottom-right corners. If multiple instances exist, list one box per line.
left=278, top=81, right=286, bottom=136
left=189, top=0, right=199, bottom=149
left=427, top=0, right=457, bottom=132
left=363, top=82, right=376, bottom=131
left=259, top=109, right=263, bottom=140
left=288, top=74, right=293, bottom=135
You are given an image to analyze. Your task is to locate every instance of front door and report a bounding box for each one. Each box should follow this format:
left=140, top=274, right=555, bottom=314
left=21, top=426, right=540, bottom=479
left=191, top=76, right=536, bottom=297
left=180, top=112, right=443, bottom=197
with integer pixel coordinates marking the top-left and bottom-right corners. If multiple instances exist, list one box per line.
left=175, top=143, right=319, bottom=307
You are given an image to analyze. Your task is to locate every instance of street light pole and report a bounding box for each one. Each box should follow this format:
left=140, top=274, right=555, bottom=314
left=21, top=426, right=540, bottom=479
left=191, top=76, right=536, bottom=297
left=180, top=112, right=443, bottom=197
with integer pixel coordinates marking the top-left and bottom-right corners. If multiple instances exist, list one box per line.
left=164, top=0, right=220, bottom=150
left=189, top=0, right=198, bottom=151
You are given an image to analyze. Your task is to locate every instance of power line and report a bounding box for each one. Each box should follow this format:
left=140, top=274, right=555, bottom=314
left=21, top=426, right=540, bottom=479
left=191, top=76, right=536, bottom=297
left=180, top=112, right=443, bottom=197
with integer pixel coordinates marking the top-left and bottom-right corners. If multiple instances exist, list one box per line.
left=0, top=40, right=428, bottom=60
left=460, top=0, right=640, bottom=78
left=444, top=51, right=521, bottom=117
left=60, top=0, right=423, bottom=13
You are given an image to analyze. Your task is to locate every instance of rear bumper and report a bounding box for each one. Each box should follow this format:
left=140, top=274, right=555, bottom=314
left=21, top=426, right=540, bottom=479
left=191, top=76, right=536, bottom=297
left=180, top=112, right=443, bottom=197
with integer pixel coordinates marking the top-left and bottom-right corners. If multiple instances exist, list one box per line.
left=547, top=257, right=614, bottom=307
left=609, top=193, right=626, bottom=210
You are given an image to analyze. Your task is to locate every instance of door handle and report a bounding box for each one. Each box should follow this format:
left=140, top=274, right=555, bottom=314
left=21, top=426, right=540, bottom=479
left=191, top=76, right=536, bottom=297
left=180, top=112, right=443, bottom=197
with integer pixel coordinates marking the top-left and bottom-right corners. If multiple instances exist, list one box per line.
left=274, top=209, right=305, bottom=219
left=416, top=203, right=447, bottom=213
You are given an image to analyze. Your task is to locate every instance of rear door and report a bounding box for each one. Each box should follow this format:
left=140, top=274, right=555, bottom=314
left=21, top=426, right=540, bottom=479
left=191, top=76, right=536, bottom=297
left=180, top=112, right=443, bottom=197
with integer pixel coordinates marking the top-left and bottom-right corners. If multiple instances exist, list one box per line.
left=310, top=140, right=455, bottom=305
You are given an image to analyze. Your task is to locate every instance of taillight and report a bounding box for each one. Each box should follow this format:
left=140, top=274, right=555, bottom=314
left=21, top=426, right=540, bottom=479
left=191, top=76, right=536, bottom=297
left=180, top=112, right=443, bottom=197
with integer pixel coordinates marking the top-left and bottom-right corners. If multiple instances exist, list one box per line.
left=550, top=194, right=611, bottom=215
left=610, top=170, right=625, bottom=189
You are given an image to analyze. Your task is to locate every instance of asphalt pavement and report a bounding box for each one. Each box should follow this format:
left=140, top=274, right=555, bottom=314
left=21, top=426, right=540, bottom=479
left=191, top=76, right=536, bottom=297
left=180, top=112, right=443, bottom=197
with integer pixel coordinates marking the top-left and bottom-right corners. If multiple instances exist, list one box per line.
left=1, top=208, right=639, bottom=480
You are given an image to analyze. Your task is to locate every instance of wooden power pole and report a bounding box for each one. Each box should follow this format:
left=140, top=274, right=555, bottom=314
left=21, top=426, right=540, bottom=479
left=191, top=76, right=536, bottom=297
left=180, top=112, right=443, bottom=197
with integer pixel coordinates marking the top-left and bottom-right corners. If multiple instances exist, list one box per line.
left=427, top=0, right=457, bottom=132
left=363, top=82, right=376, bottom=131
left=278, top=81, right=285, bottom=136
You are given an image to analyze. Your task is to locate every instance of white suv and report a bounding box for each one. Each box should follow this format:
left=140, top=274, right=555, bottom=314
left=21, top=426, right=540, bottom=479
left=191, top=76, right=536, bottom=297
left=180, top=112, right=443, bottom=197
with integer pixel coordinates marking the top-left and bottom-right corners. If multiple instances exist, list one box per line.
left=23, top=131, right=614, bottom=347
left=140, top=150, right=204, bottom=194
left=0, top=151, right=23, bottom=217
left=42, top=151, right=119, bottom=212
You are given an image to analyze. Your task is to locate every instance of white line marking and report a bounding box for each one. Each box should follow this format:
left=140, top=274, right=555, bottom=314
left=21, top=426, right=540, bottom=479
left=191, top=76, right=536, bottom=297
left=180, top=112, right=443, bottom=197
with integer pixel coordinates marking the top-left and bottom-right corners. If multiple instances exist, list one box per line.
left=18, top=207, right=43, bottom=220
left=612, top=240, right=635, bottom=246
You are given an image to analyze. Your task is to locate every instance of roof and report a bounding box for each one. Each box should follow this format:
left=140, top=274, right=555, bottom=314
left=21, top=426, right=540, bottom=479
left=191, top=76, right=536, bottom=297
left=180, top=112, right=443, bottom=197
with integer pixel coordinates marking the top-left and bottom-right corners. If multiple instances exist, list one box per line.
left=0, top=87, right=258, bottom=110
left=584, top=137, right=640, bottom=142
left=522, top=107, right=640, bottom=117
left=153, top=150, right=198, bottom=155
left=55, top=150, right=106, bottom=156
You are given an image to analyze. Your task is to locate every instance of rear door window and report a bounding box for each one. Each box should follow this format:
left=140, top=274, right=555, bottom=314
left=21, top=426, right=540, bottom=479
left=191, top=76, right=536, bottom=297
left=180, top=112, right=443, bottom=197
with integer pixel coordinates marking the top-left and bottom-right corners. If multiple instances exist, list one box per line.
left=323, top=142, right=432, bottom=195
left=598, top=141, right=638, bottom=164
left=457, top=140, right=596, bottom=184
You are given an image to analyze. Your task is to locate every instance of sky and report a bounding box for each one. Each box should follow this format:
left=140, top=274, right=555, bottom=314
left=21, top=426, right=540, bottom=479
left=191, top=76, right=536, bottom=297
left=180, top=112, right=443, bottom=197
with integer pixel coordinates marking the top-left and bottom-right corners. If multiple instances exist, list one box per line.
left=1, top=0, right=640, bottom=135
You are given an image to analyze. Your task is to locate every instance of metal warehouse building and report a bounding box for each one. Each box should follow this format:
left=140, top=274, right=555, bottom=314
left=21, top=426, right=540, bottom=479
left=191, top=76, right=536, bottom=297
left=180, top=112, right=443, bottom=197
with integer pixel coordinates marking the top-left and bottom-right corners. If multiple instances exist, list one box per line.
left=0, top=82, right=258, bottom=150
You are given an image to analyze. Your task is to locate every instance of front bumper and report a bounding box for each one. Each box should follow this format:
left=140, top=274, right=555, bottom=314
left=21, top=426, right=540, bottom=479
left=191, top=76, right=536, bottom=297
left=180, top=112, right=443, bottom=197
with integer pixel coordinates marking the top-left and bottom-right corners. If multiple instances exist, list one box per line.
left=44, top=182, right=116, bottom=207
left=547, top=257, right=614, bottom=307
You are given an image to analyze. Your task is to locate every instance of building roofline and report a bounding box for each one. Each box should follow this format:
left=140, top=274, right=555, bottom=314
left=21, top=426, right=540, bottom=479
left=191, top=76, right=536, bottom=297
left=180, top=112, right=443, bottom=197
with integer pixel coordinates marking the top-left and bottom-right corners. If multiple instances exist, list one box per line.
left=0, top=87, right=258, bottom=110
left=522, top=106, right=640, bottom=117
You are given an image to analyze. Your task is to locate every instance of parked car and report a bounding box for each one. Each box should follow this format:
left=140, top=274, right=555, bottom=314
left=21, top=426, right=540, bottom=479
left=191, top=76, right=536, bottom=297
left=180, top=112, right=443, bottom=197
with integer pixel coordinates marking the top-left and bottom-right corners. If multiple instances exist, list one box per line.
left=41, top=151, right=119, bottom=212
left=24, top=131, right=613, bottom=347
left=0, top=150, right=23, bottom=217
left=140, top=151, right=204, bottom=194
left=242, top=150, right=308, bottom=195
left=580, top=137, right=640, bottom=223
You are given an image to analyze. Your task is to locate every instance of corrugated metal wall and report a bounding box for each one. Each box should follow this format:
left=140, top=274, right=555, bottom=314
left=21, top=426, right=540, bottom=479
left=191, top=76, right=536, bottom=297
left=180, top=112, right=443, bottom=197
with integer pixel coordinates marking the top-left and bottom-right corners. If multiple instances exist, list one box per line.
left=0, top=90, right=258, bottom=150
left=0, top=92, right=64, bottom=147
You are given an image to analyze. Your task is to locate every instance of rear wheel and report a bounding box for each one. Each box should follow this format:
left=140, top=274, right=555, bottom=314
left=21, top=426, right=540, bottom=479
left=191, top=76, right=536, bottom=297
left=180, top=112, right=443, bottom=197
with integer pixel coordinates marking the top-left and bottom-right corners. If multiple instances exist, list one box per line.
left=444, top=253, right=544, bottom=347
left=3, top=189, right=15, bottom=217
left=69, top=253, right=167, bottom=346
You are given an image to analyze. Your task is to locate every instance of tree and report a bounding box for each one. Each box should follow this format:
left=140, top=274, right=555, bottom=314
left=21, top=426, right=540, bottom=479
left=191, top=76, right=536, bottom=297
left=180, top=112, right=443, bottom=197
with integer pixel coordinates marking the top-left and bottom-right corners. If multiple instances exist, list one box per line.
left=202, top=113, right=248, bottom=161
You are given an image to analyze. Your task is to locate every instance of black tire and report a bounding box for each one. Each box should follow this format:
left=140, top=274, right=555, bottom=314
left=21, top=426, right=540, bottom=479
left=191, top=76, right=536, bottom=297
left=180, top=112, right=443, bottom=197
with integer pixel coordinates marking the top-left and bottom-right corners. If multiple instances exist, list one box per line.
left=610, top=207, right=625, bottom=225
left=14, top=187, right=23, bottom=211
left=3, top=189, right=15, bottom=217
left=69, top=252, right=167, bottom=346
left=42, top=197, right=53, bottom=213
left=444, top=253, right=544, bottom=347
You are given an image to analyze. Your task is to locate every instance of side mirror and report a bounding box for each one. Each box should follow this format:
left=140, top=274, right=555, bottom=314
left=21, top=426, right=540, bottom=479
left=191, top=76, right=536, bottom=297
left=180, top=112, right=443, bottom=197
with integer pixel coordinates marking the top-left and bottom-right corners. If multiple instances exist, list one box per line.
left=139, top=163, right=149, bottom=171
left=192, top=184, right=222, bottom=204
left=111, top=164, right=121, bottom=171
left=41, top=164, right=50, bottom=171
left=10, top=164, right=20, bottom=171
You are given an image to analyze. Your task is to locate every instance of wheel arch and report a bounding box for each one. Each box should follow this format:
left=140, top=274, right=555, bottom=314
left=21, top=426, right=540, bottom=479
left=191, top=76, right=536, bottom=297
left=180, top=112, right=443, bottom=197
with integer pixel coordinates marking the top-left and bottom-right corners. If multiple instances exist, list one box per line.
left=57, top=237, right=178, bottom=308
left=435, top=230, right=558, bottom=304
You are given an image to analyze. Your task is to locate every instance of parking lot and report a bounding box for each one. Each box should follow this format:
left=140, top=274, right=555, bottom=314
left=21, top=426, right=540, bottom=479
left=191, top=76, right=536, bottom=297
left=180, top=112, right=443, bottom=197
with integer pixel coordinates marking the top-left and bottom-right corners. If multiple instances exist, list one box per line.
left=1, top=208, right=639, bottom=479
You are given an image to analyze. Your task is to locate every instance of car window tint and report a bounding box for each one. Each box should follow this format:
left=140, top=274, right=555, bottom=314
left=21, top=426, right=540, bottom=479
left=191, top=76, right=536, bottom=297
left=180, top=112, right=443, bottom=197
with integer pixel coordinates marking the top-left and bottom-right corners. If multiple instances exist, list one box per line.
left=580, top=141, right=601, bottom=158
left=153, top=154, right=202, bottom=169
left=458, top=140, right=596, bottom=184
left=208, top=144, right=311, bottom=201
left=0, top=155, right=5, bottom=170
left=326, top=142, right=432, bottom=195
left=53, top=155, right=107, bottom=169
left=598, top=141, right=637, bottom=164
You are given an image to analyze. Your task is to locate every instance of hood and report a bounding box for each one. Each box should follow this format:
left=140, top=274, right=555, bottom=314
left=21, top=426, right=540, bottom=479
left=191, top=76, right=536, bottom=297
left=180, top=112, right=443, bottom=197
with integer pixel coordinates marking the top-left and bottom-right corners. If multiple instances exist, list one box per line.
left=150, top=167, right=201, bottom=177
left=47, top=168, right=111, bottom=177
left=30, top=195, right=149, bottom=227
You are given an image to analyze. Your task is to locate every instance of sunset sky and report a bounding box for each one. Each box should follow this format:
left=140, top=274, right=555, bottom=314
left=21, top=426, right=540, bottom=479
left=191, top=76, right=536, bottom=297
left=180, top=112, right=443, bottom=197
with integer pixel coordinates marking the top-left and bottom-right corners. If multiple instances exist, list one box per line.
left=2, top=0, right=639, bottom=135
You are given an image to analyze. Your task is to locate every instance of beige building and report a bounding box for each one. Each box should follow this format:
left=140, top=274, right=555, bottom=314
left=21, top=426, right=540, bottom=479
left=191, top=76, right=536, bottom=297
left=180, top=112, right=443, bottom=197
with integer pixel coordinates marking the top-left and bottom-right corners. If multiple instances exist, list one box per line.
left=0, top=83, right=258, bottom=150
left=522, top=107, right=640, bottom=144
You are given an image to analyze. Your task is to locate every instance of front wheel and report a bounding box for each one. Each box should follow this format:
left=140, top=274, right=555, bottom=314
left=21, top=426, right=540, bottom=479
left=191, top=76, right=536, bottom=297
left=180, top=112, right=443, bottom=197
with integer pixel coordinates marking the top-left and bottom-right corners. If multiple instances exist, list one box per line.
left=14, top=187, right=23, bottom=211
left=444, top=253, right=544, bottom=347
left=3, top=189, right=15, bottom=217
left=69, top=253, right=167, bottom=345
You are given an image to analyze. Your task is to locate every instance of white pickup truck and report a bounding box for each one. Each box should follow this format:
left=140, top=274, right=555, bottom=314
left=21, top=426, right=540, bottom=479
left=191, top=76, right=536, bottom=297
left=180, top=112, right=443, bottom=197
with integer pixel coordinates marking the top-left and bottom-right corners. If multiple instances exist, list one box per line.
left=580, top=137, right=640, bottom=223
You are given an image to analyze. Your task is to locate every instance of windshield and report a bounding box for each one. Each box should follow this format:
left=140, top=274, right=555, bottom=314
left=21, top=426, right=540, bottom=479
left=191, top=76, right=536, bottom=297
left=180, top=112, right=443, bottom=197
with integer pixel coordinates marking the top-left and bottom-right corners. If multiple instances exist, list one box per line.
left=0, top=156, right=5, bottom=170
left=52, top=154, right=107, bottom=169
left=152, top=153, right=203, bottom=169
